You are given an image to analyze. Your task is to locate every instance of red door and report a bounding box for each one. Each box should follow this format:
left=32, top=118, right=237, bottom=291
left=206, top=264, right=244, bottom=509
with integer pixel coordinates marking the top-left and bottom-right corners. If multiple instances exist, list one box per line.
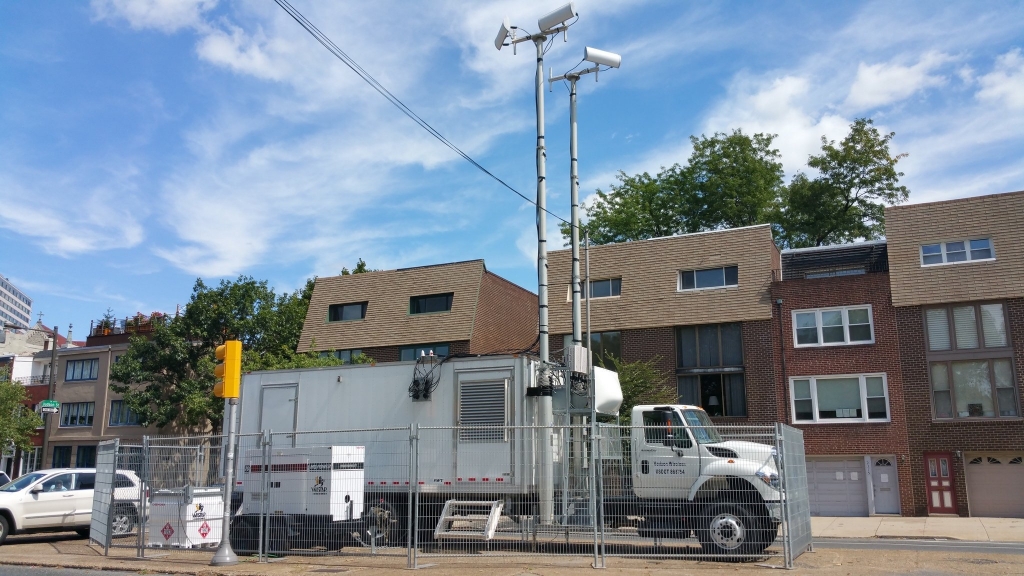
left=925, top=452, right=957, bottom=514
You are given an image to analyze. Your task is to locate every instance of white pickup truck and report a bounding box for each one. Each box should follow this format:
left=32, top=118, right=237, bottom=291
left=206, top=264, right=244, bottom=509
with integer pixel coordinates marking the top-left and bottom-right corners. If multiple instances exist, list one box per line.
left=602, top=404, right=781, bottom=556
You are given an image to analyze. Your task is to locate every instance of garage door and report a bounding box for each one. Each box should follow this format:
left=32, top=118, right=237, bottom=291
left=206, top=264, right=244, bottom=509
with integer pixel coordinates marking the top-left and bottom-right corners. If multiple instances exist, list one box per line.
left=807, top=458, right=868, bottom=516
left=966, top=453, right=1024, bottom=518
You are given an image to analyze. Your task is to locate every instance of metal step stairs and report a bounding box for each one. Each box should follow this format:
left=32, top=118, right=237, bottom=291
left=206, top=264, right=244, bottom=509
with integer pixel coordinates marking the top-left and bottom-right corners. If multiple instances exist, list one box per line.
left=433, top=500, right=505, bottom=540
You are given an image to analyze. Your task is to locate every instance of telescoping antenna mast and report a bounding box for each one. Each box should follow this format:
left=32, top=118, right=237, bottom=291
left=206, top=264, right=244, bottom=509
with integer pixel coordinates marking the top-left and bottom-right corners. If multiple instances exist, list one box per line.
left=495, top=2, right=577, bottom=526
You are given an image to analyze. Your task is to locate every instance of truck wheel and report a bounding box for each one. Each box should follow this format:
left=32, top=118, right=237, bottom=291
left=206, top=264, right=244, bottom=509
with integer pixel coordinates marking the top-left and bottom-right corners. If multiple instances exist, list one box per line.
left=0, top=514, right=9, bottom=545
left=695, top=503, right=761, bottom=558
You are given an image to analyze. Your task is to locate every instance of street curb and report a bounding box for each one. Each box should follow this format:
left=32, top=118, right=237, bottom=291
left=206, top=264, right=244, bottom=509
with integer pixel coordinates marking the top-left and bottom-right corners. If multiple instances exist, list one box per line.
left=0, top=557, right=264, bottom=576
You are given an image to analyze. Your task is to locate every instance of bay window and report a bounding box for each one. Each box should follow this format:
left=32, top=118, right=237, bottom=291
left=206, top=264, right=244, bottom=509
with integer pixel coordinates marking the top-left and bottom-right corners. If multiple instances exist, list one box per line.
left=926, top=302, right=1018, bottom=420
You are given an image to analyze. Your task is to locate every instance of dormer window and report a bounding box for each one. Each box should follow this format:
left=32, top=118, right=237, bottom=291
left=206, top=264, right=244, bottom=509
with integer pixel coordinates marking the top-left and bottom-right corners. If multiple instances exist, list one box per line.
left=921, top=238, right=993, bottom=266
left=410, top=293, right=453, bottom=314
left=328, top=302, right=367, bottom=322
left=679, top=266, right=738, bottom=291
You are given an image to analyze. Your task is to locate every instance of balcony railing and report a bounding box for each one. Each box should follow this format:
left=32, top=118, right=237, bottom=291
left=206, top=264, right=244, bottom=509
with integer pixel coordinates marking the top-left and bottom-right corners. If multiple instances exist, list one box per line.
left=90, top=313, right=173, bottom=337
left=13, top=375, right=47, bottom=386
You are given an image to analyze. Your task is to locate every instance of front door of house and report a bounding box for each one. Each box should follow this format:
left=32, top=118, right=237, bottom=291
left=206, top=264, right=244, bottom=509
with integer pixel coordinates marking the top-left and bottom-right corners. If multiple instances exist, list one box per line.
left=870, top=457, right=900, bottom=514
left=924, top=452, right=957, bottom=514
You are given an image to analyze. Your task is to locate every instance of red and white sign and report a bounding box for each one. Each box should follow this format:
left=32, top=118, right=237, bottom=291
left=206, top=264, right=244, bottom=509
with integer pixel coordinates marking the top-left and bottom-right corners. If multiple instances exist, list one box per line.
left=198, top=521, right=211, bottom=539
left=160, top=522, right=174, bottom=540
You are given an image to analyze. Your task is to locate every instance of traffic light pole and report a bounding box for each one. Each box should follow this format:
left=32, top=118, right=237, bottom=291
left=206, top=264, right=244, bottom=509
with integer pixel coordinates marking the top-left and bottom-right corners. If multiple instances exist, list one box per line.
left=211, top=397, right=239, bottom=566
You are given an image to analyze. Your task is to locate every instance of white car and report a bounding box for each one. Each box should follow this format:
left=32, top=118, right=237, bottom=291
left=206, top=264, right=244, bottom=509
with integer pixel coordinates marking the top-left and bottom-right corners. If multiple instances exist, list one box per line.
left=0, top=468, right=144, bottom=545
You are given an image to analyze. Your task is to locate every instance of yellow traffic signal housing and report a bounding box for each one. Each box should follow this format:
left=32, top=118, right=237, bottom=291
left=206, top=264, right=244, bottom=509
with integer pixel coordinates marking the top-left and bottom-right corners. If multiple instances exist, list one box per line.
left=214, top=340, right=242, bottom=398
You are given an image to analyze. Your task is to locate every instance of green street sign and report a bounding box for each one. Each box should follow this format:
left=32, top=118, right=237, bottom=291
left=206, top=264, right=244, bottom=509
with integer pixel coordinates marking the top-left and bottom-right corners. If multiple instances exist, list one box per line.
left=39, top=399, right=60, bottom=414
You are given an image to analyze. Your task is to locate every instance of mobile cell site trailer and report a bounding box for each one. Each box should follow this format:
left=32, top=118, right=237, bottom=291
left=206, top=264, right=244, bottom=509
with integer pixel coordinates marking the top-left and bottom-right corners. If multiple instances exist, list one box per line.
left=231, top=355, right=622, bottom=549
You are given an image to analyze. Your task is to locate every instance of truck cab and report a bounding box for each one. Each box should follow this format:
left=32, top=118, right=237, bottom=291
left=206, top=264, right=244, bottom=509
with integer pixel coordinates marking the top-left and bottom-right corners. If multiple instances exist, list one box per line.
left=625, top=404, right=781, bottom=556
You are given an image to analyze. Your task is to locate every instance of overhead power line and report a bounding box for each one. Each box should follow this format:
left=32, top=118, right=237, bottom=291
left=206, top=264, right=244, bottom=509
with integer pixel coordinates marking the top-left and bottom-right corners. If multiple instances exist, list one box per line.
left=273, top=0, right=573, bottom=227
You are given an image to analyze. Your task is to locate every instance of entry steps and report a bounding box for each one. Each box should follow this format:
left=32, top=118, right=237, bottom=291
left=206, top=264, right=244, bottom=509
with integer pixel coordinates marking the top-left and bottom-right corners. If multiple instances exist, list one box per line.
left=433, top=499, right=504, bottom=540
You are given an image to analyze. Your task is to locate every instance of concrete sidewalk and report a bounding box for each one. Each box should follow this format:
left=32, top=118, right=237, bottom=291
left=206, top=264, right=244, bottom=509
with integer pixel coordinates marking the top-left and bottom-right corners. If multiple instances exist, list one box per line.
left=812, top=516, right=1024, bottom=542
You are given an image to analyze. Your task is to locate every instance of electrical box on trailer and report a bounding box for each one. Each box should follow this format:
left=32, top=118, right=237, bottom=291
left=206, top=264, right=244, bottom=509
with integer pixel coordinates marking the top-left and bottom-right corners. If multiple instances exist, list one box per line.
left=239, top=445, right=365, bottom=521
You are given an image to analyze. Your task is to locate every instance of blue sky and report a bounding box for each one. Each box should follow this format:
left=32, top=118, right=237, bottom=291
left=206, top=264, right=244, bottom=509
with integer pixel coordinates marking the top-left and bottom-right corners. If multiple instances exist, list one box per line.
left=2, top=0, right=1023, bottom=337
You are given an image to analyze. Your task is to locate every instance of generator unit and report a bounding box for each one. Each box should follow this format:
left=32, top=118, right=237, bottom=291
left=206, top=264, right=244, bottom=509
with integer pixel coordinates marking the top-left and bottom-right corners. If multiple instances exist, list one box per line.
left=240, top=445, right=365, bottom=520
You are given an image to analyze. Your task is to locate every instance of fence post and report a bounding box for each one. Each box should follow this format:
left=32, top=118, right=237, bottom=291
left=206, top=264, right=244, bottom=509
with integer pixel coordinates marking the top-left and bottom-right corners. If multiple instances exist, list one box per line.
left=259, top=429, right=271, bottom=563
left=407, top=423, right=418, bottom=569
left=776, top=424, right=792, bottom=569
left=137, top=435, right=150, bottom=558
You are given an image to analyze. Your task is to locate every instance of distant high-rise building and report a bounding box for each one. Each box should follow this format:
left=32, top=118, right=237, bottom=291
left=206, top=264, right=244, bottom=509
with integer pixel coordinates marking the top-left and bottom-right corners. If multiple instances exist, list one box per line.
left=0, top=274, right=32, bottom=328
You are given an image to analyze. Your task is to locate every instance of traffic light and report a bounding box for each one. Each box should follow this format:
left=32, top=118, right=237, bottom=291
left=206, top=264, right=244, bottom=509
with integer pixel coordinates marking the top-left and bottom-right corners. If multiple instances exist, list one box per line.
left=214, top=340, right=242, bottom=398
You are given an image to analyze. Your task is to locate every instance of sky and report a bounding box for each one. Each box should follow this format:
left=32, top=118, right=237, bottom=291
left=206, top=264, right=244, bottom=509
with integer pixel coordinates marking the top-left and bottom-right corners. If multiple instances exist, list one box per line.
left=1, top=0, right=1023, bottom=338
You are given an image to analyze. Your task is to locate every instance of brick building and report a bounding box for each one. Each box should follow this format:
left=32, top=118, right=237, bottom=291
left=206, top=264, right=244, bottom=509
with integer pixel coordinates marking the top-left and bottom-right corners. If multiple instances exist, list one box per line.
left=887, top=190, right=1024, bottom=517
left=297, top=260, right=538, bottom=362
left=772, top=242, right=912, bottom=516
left=548, top=225, right=781, bottom=424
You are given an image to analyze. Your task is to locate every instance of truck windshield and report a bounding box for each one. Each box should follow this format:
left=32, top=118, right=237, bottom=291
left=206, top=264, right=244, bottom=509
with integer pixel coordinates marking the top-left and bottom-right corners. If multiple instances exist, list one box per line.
left=1, top=471, right=46, bottom=492
left=681, top=409, right=724, bottom=444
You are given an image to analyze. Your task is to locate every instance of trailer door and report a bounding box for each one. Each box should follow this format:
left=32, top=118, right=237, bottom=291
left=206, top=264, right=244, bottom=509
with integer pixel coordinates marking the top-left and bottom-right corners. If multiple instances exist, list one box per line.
left=455, top=377, right=512, bottom=484
left=260, top=385, right=298, bottom=440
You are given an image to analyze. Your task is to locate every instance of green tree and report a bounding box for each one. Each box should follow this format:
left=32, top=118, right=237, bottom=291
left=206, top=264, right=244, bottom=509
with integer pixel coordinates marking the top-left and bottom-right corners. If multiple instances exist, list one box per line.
left=777, top=118, right=909, bottom=248
left=110, top=276, right=373, bottom=432
left=341, top=258, right=377, bottom=275
left=0, top=367, right=44, bottom=453
left=561, top=130, right=783, bottom=244
left=677, top=129, right=784, bottom=230
left=607, top=357, right=676, bottom=425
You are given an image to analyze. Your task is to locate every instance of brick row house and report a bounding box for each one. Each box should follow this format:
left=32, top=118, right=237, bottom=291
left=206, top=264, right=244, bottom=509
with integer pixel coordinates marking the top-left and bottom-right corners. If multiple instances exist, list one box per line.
left=772, top=242, right=912, bottom=516
left=886, top=191, right=1024, bottom=518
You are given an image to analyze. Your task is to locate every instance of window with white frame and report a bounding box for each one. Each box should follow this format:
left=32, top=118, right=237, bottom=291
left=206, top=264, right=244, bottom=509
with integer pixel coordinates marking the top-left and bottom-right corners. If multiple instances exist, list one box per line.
left=921, top=238, right=993, bottom=266
left=792, top=305, right=873, bottom=347
left=566, top=278, right=621, bottom=300
left=790, top=374, right=889, bottom=423
left=678, top=266, right=738, bottom=291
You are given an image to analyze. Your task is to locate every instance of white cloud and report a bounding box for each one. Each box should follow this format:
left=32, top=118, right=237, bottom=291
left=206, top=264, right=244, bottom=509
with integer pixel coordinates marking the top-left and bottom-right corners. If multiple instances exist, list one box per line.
left=976, top=48, right=1024, bottom=110
left=91, top=0, right=217, bottom=33
left=0, top=172, right=145, bottom=257
left=845, top=51, right=950, bottom=110
left=703, top=75, right=851, bottom=176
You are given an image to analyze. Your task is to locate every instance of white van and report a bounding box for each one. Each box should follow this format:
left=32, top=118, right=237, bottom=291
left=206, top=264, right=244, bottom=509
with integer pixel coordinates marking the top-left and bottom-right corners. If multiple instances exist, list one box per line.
left=0, top=468, right=144, bottom=545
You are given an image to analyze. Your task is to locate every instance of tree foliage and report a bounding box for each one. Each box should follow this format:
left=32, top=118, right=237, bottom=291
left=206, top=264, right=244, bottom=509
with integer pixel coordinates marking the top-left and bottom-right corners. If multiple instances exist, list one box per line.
left=341, top=258, right=377, bottom=275
left=563, top=119, right=908, bottom=249
left=110, top=275, right=374, bottom=432
left=0, top=367, right=44, bottom=453
left=608, top=357, right=676, bottom=425
left=562, top=129, right=784, bottom=243
left=777, top=118, right=909, bottom=247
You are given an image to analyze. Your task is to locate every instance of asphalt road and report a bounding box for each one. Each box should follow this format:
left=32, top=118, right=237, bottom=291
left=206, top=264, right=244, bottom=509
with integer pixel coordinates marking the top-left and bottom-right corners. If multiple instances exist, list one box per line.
left=814, top=537, right=1024, bottom=555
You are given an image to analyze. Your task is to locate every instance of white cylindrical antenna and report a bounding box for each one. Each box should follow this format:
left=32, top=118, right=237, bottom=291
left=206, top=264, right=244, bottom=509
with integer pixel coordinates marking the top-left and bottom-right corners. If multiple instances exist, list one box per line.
left=538, top=2, right=576, bottom=33
left=583, top=46, right=621, bottom=68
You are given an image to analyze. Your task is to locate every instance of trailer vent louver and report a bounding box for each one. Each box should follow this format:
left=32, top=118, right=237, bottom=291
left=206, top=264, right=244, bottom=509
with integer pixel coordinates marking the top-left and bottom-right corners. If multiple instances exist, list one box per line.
left=459, top=380, right=507, bottom=442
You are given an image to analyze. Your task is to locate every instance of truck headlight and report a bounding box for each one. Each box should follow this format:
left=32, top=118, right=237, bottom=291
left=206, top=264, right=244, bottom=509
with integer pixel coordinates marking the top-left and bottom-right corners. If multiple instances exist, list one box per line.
left=756, top=470, right=780, bottom=490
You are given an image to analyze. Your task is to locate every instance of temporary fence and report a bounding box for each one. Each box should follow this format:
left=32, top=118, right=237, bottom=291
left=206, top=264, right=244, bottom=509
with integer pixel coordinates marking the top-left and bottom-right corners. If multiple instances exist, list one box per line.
left=91, top=422, right=811, bottom=568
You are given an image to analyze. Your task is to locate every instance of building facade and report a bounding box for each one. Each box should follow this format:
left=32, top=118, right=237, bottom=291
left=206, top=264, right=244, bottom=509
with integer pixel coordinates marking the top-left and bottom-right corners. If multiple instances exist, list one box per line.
left=298, top=260, right=538, bottom=361
left=772, top=242, right=912, bottom=516
left=887, top=191, right=1024, bottom=518
left=548, top=225, right=782, bottom=424
left=40, top=342, right=155, bottom=469
left=0, top=274, right=32, bottom=329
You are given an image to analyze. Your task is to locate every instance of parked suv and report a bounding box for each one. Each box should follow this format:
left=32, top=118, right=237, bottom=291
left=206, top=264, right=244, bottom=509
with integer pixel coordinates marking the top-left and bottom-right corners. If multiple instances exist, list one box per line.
left=0, top=468, right=144, bottom=545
